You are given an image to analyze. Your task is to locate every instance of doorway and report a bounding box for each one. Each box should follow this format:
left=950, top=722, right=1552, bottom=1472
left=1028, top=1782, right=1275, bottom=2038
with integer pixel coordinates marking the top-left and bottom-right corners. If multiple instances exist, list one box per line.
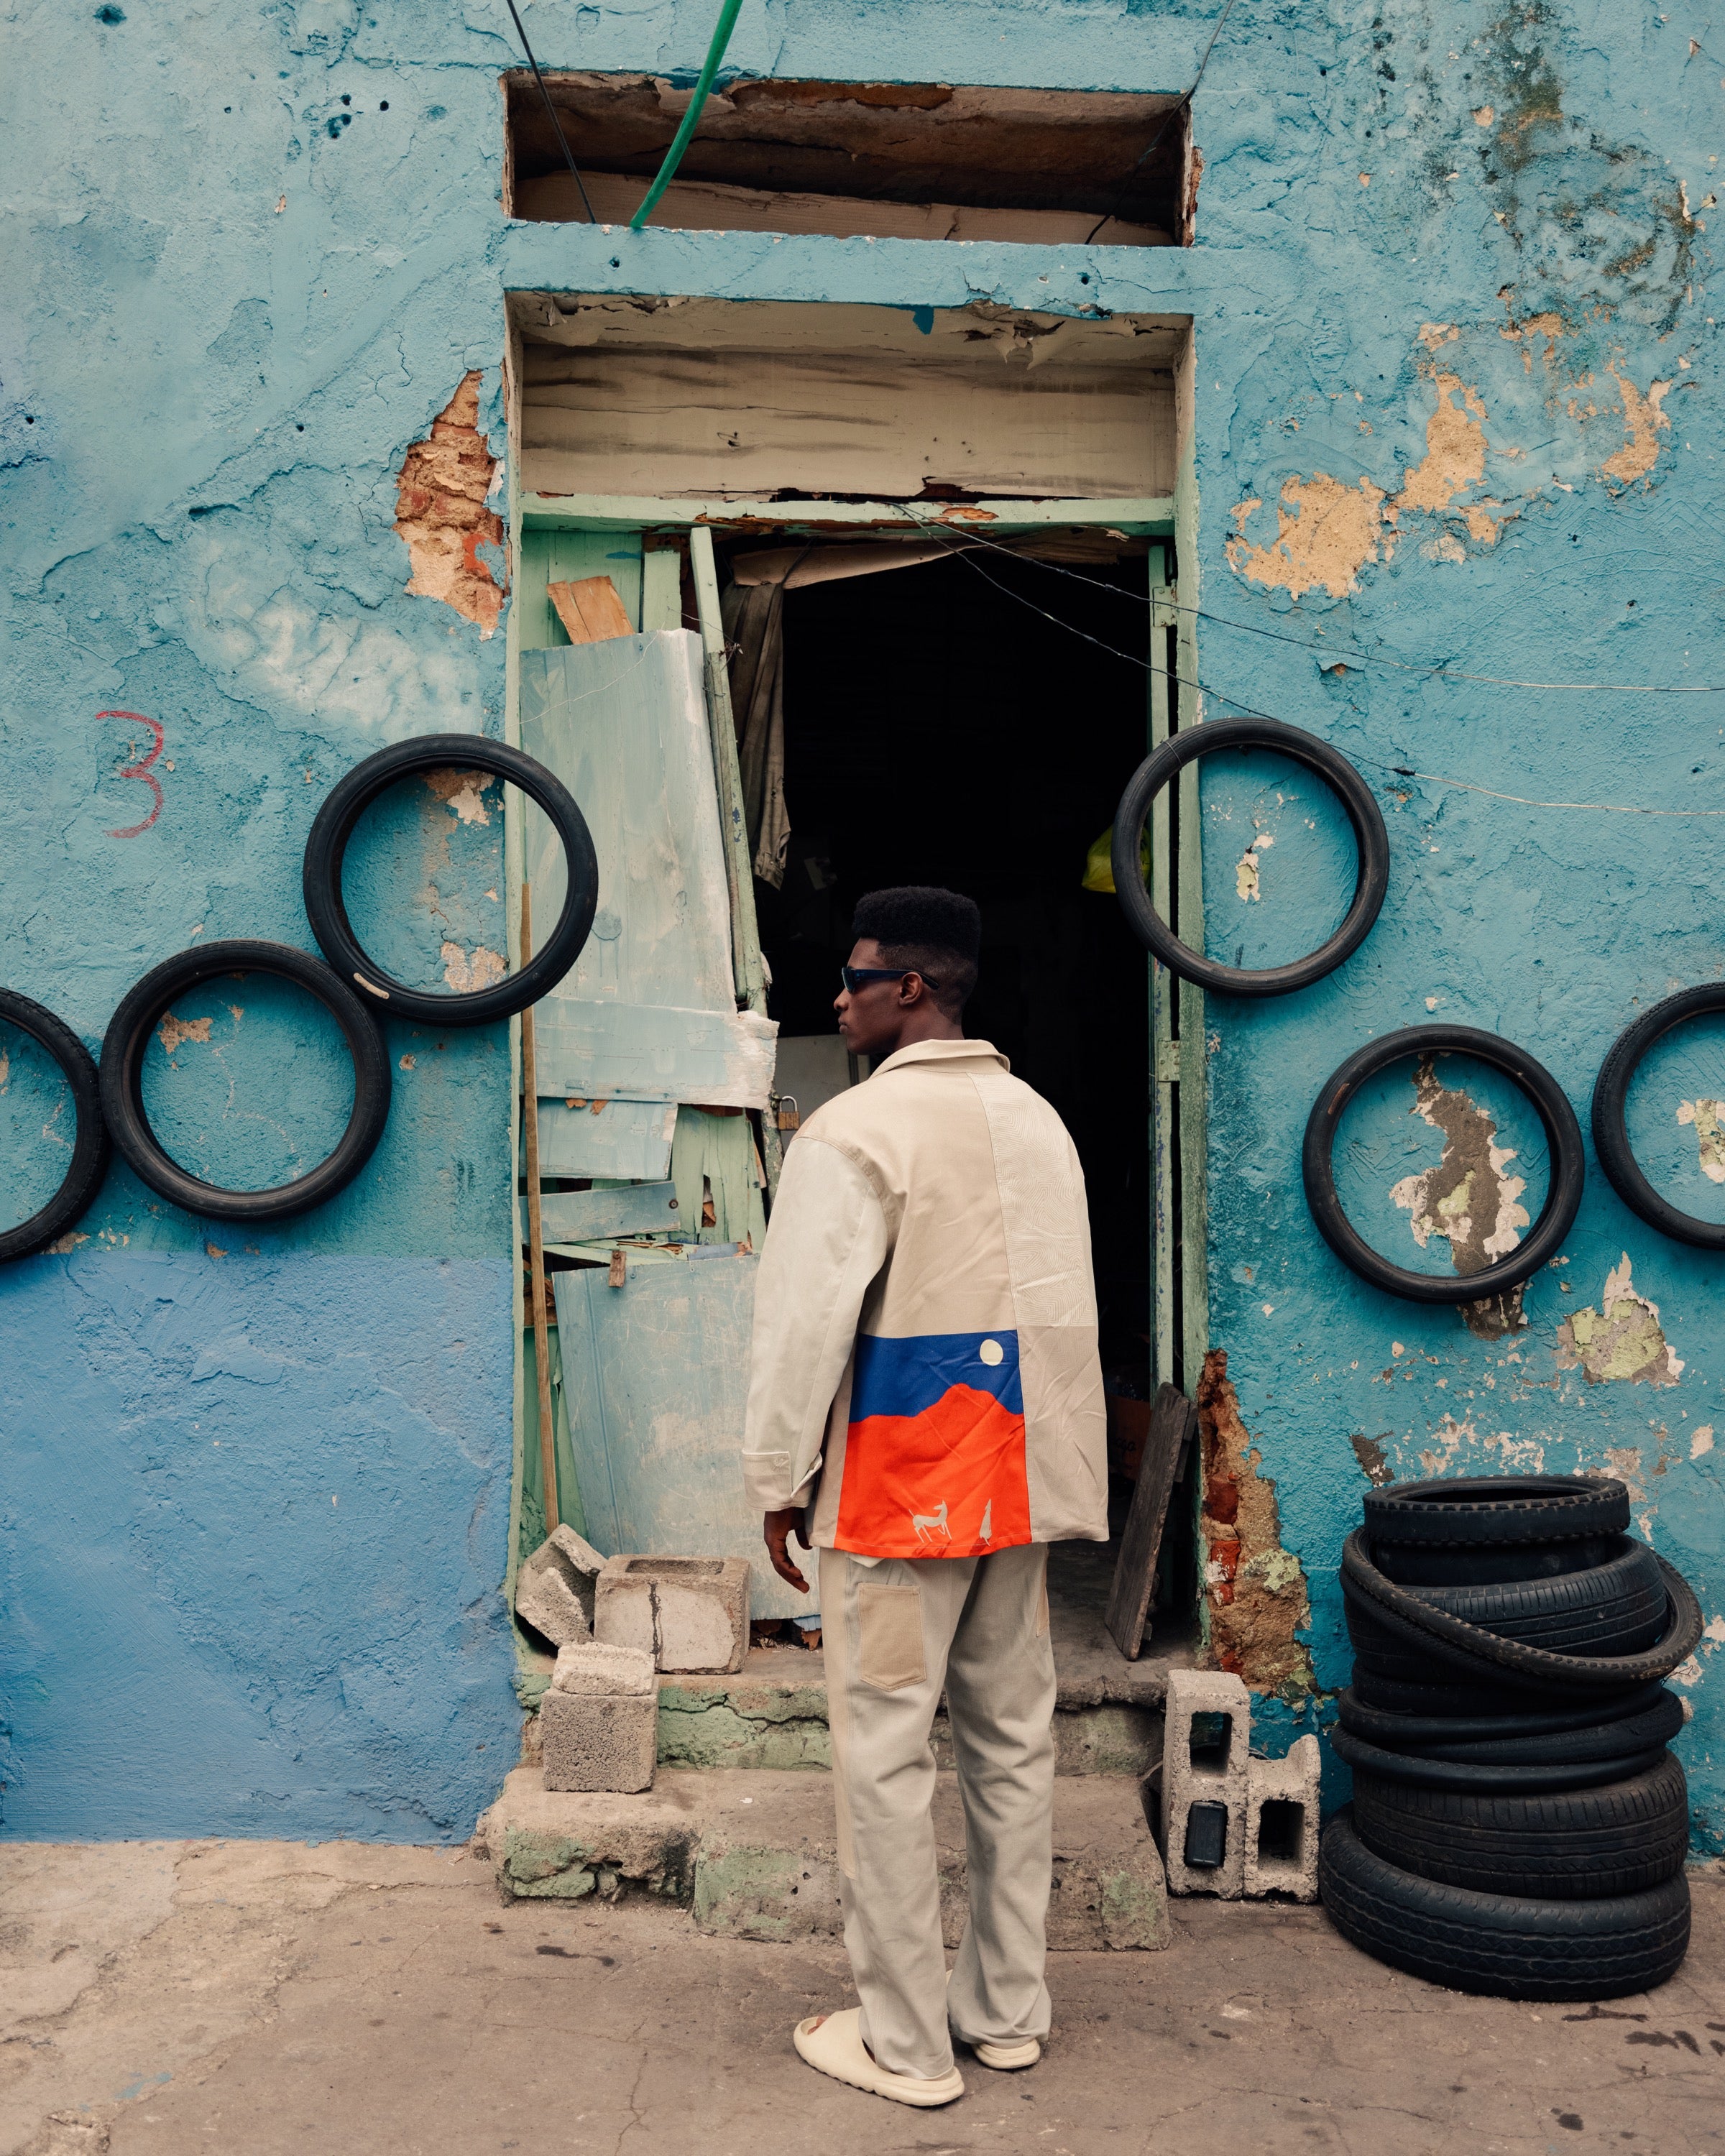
left=742, top=535, right=1155, bottom=1452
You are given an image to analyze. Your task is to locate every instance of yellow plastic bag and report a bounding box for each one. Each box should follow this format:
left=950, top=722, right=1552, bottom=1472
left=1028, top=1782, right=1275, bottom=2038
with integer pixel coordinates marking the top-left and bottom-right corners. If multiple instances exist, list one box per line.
left=1082, top=825, right=1149, bottom=895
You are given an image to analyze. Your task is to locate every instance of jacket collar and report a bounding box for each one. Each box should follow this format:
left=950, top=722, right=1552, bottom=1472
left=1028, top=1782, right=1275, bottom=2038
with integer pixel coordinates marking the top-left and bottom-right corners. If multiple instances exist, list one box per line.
left=870, top=1037, right=1010, bottom=1079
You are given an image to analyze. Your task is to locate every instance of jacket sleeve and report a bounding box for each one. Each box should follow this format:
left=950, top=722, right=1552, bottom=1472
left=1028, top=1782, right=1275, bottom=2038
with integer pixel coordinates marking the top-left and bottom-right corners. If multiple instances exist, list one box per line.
left=742, top=1134, right=888, bottom=1514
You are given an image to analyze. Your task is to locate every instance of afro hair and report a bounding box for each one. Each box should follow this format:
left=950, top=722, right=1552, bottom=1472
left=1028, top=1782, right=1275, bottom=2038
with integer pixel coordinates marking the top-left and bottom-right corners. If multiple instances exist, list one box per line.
left=850, top=885, right=982, bottom=1016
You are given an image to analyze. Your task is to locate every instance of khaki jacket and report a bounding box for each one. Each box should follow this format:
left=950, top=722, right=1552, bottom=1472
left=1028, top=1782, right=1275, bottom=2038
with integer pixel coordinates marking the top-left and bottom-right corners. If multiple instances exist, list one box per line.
left=742, top=1037, right=1108, bottom=1559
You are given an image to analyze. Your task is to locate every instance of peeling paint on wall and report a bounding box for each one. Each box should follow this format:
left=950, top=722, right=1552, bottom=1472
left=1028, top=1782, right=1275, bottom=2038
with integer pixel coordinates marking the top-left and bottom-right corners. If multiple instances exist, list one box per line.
left=1389, top=1056, right=1530, bottom=1340
left=1225, top=474, right=1390, bottom=599
left=395, top=373, right=505, bottom=637
left=423, top=768, right=497, bottom=826
left=1675, top=1100, right=1725, bottom=1183
left=1417, top=1412, right=1548, bottom=1479
left=1601, top=367, right=1673, bottom=488
left=1349, top=1431, right=1394, bottom=1486
left=1556, top=1256, right=1684, bottom=1388
left=441, top=943, right=507, bottom=994
left=1195, top=1350, right=1313, bottom=1695
left=157, top=1014, right=213, bottom=1057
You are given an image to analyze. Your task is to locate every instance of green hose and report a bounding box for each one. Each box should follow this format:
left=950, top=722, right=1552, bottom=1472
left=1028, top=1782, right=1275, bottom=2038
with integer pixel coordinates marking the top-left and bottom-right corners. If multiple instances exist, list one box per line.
left=629, top=0, right=745, bottom=231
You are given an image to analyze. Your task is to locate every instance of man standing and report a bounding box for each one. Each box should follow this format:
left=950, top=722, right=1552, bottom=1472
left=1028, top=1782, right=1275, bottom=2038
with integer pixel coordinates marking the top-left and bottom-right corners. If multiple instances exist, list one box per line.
left=742, top=886, right=1108, bottom=2109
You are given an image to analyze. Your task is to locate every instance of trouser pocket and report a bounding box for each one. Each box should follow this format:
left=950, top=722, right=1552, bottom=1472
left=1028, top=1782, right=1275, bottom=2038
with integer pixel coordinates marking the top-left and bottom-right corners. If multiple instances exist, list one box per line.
left=857, top=1581, right=926, bottom=1690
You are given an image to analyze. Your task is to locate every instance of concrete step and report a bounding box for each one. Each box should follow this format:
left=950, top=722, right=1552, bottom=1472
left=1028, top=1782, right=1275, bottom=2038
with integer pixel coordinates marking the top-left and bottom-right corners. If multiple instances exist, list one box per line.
left=477, top=1765, right=1169, bottom=1952
left=515, top=1541, right=1198, bottom=1778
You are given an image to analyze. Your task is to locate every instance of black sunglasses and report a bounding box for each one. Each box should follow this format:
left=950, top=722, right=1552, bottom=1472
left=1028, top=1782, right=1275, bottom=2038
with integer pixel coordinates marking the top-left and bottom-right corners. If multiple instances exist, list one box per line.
left=840, top=965, right=939, bottom=994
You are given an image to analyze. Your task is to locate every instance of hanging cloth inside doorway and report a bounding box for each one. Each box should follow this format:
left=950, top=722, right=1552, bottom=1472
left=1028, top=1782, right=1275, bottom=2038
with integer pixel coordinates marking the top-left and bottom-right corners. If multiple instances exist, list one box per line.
left=722, top=540, right=957, bottom=888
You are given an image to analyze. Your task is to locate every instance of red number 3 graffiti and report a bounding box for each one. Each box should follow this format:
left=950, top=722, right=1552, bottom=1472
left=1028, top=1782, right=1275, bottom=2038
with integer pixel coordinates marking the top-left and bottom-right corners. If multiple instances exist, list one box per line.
left=100, top=710, right=165, bottom=838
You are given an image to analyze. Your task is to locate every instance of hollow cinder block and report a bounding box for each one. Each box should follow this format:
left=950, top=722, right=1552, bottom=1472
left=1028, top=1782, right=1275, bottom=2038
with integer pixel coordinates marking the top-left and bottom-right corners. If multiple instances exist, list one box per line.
left=594, top=1555, right=750, bottom=1674
left=540, top=1689, right=658, bottom=1794
left=1157, top=1667, right=1251, bottom=1899
left=551, top=1640, right=656, bottom=1697
left=515, top=1524, right=608, bottom=1648
left=1243, top=1734, right=1322, bottom=1902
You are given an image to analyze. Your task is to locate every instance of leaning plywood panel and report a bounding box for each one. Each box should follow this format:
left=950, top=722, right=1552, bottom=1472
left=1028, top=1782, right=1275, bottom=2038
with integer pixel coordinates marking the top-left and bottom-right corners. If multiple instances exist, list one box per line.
left=553, top=1255, right=806, bottom=1621
left=519, top=633, right=735, bottom=1013
left=533, top=1002, right=778, bottom=1110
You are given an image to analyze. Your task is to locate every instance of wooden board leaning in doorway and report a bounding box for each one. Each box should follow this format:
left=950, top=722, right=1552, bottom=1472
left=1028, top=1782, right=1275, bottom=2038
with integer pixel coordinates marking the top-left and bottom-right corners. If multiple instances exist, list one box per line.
left=1105, top=1382, right=1197, bottom=1661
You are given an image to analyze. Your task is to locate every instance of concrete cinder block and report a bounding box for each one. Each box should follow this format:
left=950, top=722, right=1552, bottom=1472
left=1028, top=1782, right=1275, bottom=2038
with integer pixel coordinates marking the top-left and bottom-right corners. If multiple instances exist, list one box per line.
left=594, top=1556, right=750, bottom=1674
left=1157, top=1667, right=1251, bottom=1899
left=1243, top=1734, right=1322, bottom=1902
left=551, top=1641, right=656, bottom=1697
left=540, top=1690, right=658, bottom=1795
left=515, top=1524, right=607, bottom=1648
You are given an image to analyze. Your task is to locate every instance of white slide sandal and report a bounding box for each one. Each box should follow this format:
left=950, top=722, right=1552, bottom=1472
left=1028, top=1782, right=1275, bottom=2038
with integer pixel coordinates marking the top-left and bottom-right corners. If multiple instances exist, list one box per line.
left=794, top=2009, right=965, bottom=2107
left=974, top=2036, right=1041, bottom=2070
left=943, top=1971, right=1042, bottom=2070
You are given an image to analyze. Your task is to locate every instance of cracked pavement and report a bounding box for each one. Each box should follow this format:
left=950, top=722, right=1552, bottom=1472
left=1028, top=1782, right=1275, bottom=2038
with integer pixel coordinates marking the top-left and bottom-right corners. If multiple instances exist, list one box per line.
left=2, top=1839, right=1722, bottom=2155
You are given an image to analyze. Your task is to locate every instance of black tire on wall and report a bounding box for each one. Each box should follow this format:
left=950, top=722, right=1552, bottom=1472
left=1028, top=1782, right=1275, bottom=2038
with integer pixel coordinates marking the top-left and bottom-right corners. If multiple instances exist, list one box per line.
left=1349, top=1754, right=1690, bottom=1902
left=98, top=941, right=392, bottom=1224
left=302, top=734, right=598, bottom=1027
left=0, top=990, right=110, bottom=1263
left=1365, top=1475, right=1631, bottom=1549
left=1592, top=984, right=1725, bottom=1249
left=1320, top=1807, right=1690, bottom=1997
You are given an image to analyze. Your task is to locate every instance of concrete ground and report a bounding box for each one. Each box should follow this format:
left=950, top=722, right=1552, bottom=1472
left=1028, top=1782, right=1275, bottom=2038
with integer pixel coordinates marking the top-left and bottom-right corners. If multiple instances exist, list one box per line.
left=3, top=1839, right=1723, bottom=2156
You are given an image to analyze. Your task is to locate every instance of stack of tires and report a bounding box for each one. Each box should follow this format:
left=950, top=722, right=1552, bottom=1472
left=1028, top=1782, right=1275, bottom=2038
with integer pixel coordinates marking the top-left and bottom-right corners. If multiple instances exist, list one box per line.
left=1320, top=1475, right=1703, bottom=1999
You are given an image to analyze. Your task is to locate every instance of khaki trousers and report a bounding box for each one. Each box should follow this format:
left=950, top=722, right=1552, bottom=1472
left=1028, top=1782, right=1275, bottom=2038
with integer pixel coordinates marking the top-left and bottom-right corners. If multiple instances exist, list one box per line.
left=818, top=1541, right=1057, bottom=2079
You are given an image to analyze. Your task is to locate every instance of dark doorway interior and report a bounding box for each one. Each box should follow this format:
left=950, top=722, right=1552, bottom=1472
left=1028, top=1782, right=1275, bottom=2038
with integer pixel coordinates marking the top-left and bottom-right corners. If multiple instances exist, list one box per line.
left=749, top=544, right=1153, bottom=1394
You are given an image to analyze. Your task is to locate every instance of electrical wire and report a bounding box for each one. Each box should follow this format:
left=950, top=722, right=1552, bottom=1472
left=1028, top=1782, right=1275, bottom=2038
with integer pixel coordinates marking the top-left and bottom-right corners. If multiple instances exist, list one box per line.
left=503, top=0, right=597, bottom=224
left=1082, top=0, right=1241, bottom=244
left=896, top=504, right=1725, bottom=696
left=893, top=511, right=1725, bottom=819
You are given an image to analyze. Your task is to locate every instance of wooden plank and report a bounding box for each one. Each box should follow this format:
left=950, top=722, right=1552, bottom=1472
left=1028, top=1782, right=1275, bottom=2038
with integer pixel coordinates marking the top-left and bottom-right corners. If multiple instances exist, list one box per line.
left=1174, top=580, right=1210, bottom=1388
left=523, top=1180, right=681, bottom=1243
left=689, top=522, right=768, bottom=1013
left=520, top=347, right=1177, bottom=502
left=1104, top=1383, right=1196, bottom=1661
left=517, top=168, right=1171, bottom=249
left=671, top=1107, right=767, bottom=1250
left=1148, top=553, right=1176, bottom=1395
left=553, top=1254, right=809, bottom=1621
left=520, top=885, right=559, bottom=1532
left=520, top=493, right=1177, bottom=538
left=518, top=635, right=735, bottom=1013
left=548, top=573, right=635, bottom=645
left=640, top=545, right=682, bottom=632
left=530, top=1096, right=678, bottom=1181
left=517, top=528, right=643, bottom=650
left=533, top=1000, right=778, bottom=1108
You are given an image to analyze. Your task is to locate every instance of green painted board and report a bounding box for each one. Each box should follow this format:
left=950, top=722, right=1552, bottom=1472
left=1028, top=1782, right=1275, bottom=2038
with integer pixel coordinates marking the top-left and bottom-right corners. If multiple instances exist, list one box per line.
left=671, top=1107, right=767, bottom=1248
left=527, top=1097, right=679, bottom=1181
left=553, top=1254, right=811, bottom=1621
left=517, top=528, right=643, bottom=650
left=533, top=1000, right=778, bottom=1109
left=521, top=1181, right=681, bottom=1243
left=519, top=634, right=735, bottom=1014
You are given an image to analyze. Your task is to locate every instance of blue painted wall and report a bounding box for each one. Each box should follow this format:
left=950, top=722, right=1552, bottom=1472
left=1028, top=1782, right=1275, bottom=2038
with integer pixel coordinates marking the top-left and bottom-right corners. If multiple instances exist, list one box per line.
left=6, top=0, right=1721, bottom=1844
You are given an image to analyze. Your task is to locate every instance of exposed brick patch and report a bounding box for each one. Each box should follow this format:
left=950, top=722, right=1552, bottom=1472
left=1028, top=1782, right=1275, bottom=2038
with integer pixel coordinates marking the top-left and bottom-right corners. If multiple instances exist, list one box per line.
left=1196, top=1349, right=1314, bottom=1696
left=394, top=372, right=504, bottom=637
